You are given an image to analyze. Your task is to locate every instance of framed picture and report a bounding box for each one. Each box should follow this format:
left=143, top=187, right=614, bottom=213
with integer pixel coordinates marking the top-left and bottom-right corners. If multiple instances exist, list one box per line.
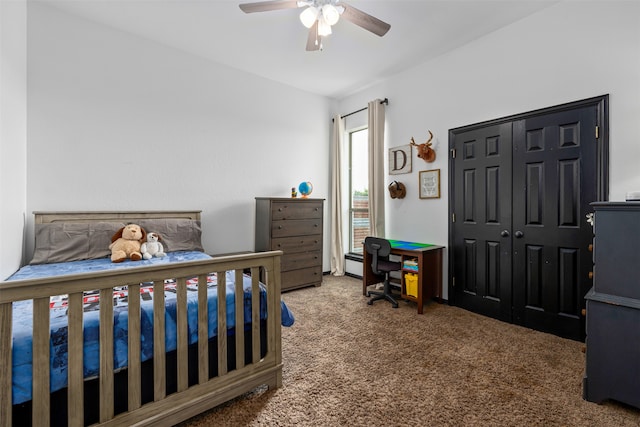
left=388, top=145, right=412, bottom=175
left=419, top=169, right=440, bottom=199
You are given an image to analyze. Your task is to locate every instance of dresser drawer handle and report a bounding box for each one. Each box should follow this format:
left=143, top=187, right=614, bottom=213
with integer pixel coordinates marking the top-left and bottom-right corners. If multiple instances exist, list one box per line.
left=278, top=226, right=282, bottom=229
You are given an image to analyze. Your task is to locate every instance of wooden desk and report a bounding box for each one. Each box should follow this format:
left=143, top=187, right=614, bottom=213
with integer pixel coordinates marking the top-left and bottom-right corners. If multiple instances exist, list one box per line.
left=362, top=240, right=444, bottom=314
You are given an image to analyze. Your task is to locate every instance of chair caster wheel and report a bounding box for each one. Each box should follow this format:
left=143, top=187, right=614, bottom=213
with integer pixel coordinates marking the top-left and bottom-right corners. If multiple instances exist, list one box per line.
left=367, top=300, right=373, bottom=305
left=392, top=304, right=398, bottom=309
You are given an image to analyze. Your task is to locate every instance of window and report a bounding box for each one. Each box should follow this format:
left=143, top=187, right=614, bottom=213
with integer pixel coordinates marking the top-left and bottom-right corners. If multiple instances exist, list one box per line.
left=349, top=128, right=369, bottom=253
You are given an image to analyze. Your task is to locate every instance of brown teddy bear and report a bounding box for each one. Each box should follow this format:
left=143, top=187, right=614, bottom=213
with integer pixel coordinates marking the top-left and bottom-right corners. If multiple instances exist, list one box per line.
left=109, top=224, right=146, bottom=263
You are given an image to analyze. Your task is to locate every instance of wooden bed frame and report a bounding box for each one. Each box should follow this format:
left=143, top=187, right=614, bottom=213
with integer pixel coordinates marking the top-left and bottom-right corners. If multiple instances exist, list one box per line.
left=0, top=211, right=283, bottom=426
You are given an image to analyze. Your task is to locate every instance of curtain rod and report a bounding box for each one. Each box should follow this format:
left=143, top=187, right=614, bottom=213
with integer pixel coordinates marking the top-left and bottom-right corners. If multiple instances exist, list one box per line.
left=332, top=98, right=389, bottom=122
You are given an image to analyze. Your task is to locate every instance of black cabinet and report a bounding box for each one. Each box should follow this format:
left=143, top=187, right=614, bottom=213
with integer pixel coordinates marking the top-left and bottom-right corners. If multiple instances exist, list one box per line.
left=583, top=202, right=640, bottom=409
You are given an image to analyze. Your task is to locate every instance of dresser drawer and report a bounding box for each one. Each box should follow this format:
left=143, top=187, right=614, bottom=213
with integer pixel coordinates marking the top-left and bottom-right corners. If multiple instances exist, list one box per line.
left=282, top=251, right=322, bottom=271
left=282, top=266, right=322, bottom=289
left=271, top=236, right=322, bottom=253
left=271, top=219, right=322, bottom=238
left=272, top=201, right=323, bottom=220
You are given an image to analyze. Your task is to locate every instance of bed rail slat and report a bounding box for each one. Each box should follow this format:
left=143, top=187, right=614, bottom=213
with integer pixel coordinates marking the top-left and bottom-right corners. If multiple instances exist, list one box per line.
left=153, top=282, right=166, bottom=401
left=67, top=292, right=84, bottom=427
left=0, top=302, right=12, bottom=427
left=234, top=270, right=245, bottom=370
left=176, top=277, right=189, bottom=392
left=128, top=283, right=142, bottom=410
left=197, top=274, right=208, bottom=384
left=99, top=288, right=115, bottom=422
left=251, top=268, right=261, bottom=365
left=265, top=259, right=283, bottom=387
left=33, top=297, right=51, bottom=426
left=217, top=271, right=228, bottom=377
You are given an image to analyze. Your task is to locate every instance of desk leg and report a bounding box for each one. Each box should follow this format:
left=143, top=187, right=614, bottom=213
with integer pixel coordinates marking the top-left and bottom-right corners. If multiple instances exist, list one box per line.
left=416, top=248, right=443, bottom=314
left=416, top=251, right=425, bottom=314
left=425, top=249, right=443, bottom=303
left=433, top=249, right=443, bottom=303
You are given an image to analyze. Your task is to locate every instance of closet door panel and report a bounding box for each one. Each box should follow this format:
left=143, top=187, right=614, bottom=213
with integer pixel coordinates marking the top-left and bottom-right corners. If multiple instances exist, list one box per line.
left=512, top=106, right=597, bottom=340
left=452, top=123, right=513, bottom=321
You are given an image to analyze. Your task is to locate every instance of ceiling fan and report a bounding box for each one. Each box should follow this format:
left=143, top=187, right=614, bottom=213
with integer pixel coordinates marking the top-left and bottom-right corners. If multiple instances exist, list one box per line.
left=239, top=0, right=391, bottom=51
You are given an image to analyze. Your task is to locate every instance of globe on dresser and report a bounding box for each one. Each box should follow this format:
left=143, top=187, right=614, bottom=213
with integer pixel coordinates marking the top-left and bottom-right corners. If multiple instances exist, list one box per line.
left=298, top=181, right=313, bottom=198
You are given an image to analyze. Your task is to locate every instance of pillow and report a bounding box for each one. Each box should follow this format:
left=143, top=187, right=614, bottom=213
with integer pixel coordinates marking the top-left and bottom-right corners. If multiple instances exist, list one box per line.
left=30, top=221, right=126, bottom=264
left=137, top=218, right=204, bottom=253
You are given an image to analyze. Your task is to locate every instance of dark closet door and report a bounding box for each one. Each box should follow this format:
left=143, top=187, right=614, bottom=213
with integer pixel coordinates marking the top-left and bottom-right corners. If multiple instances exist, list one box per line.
left=451, top=123, right=513, bottom=322
left=512, top=106, right=598, bottom=340
left=449, top=95, right=608, bottom=341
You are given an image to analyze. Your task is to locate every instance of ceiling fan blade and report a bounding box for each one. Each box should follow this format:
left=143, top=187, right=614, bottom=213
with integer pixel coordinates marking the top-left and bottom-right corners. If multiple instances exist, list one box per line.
left=239, top=0, right=300, bottom=13
left=340, top=3, right=390, bottom=37
left=306, top=21, right=320, bottom=51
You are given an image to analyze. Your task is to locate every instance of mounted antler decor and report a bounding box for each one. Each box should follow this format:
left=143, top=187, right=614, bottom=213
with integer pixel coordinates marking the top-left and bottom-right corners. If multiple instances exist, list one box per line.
left=410, top=130, right=436, bottom=163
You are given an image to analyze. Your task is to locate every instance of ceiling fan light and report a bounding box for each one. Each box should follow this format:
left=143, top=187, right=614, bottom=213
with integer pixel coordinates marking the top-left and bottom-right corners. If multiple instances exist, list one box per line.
left=317, top=17, right=332, bottom=36
left=322, top=4, right=340, bottom=26
left=299, top=6, right=318, bottom=29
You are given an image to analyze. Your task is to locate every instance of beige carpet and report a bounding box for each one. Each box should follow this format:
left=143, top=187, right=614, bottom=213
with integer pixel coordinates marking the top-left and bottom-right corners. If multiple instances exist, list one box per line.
left=180, top=275, right=640, bottom=426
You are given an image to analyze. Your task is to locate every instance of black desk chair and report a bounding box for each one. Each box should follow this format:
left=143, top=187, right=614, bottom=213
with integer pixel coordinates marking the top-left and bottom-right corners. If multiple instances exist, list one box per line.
left=365, top=236, right=402, bottom=308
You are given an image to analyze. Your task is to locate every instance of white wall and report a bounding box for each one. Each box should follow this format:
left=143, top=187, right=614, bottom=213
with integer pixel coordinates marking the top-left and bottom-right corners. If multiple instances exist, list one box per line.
left=0, top=0, right=27, bottom=280
left=336, top=1, right=640, bottom=299
left=26, top=3, right=332, bottom=266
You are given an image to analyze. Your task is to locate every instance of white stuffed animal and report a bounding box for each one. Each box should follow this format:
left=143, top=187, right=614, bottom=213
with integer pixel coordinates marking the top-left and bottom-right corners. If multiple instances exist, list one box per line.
left=141, top=232, right=166, bottom=259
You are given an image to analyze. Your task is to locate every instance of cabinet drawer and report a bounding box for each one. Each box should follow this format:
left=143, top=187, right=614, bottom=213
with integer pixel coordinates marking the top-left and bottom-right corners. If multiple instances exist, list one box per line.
left=271, top=202, right=323, bottom=220
left=282, top=251, right=321, bottom=271
left=282, top=266, right=322, bottom=289
left=271, top=219, right=322, bottom=238
left=271, top=236, right=322, bottom=253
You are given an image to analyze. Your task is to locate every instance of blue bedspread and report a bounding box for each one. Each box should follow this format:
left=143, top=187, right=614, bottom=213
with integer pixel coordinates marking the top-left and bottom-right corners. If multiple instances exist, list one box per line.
left=6, top=251, right=294, bottom=405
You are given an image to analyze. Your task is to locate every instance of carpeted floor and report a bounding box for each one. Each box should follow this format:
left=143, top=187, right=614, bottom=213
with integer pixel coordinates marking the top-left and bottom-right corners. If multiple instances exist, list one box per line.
left=179, top=275, right=640, bottom=426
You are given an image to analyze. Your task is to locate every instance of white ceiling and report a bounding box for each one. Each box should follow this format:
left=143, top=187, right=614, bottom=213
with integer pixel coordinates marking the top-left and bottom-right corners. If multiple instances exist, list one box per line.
left=44, top=0, right=558, bottom=99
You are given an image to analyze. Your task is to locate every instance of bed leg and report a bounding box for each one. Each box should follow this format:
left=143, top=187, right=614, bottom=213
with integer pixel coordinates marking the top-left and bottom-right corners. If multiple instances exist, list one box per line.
left=273, top=369, right=283, bottom=389
left=266, top=369, right=283, bottom=390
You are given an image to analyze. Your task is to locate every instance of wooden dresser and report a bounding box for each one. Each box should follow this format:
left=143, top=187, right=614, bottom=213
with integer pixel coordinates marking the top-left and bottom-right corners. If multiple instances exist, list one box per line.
left=255, top=197, right=324, bottom=291
left=583, top=202, right=640, bottom=409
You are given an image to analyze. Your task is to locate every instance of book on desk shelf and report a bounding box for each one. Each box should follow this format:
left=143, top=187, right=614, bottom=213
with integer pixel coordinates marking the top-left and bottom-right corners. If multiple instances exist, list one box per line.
left=403, top=259, right=418, bottom=271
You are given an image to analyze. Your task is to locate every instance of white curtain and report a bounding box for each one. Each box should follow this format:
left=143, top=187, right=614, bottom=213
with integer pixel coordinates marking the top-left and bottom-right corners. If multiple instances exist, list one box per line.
left=367, top=99, right=386, bottom=237
left=330, top=114, right=345, bottom=275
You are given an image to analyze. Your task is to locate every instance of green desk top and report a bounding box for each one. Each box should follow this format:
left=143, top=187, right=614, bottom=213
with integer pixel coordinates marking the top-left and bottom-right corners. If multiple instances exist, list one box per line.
left=388, top=239, right=440, bottom=251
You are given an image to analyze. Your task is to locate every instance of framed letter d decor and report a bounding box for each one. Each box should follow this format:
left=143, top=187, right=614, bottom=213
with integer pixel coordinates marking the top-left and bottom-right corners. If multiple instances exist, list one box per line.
left=388, top=145, right=412, bottom=175
left=419, top=169, right=440, bottom=199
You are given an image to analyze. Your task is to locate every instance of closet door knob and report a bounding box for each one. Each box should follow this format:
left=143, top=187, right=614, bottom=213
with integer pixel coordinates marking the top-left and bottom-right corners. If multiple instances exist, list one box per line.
left=514, top=231, right=524, bottom=238
left=500, top=230, right=509, bottom=237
